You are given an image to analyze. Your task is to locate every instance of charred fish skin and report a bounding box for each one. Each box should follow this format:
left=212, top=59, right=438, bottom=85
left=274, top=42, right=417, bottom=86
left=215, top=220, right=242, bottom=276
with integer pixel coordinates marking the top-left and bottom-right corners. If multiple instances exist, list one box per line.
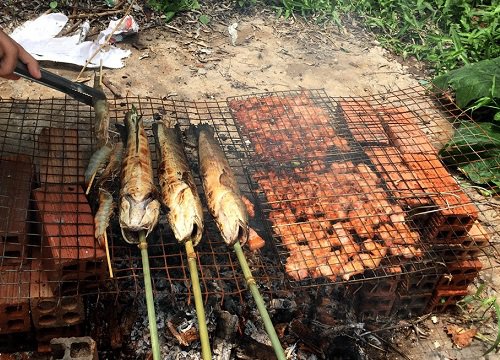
left=153, top=122, right=204, bottom=246
left=118, top=107, right=160, bottom=244
left=197, top=124, right=249, bottom=246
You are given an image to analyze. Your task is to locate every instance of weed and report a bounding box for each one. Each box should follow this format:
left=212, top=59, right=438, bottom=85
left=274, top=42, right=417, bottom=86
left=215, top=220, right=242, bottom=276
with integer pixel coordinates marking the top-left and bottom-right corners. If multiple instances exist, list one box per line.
left=457, top=284, right=500, bottom=354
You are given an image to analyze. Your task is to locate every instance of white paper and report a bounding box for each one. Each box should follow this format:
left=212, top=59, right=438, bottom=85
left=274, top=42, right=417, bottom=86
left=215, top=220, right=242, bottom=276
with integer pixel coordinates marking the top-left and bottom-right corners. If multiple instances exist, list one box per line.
left=10, top=13, right=134, bottom=69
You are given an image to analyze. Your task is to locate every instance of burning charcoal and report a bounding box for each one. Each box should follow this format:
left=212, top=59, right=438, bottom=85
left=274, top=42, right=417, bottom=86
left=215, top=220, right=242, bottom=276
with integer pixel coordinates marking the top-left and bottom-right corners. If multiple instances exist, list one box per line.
left=235, top=335, right=277, bottom=360
left=213, top=311, right=238, bottom=360
left=270, top=298, right=297, bottom=311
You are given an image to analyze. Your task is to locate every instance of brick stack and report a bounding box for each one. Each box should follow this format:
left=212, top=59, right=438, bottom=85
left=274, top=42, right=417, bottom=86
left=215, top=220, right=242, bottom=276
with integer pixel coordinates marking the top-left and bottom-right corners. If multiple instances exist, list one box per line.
left=0, top=155, right=33, bottom=264
left=0, top=269, right=31, bottom=335
left=356, top=268, right=401, bottom=320
left=338, top=100, right=487, bottom=317
left=33, top=184, right=106, bottom=296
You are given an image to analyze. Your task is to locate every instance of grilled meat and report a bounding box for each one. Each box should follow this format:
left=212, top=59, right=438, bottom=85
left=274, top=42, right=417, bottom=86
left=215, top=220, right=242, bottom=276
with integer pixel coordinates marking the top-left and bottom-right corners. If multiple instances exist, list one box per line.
left=197, top=124, right=249, bottom=246
left=153, top=122, right=204, bottom=246
left=94, top=188, right=114, bottom=247
left=118, top=107, right=160, bottom=244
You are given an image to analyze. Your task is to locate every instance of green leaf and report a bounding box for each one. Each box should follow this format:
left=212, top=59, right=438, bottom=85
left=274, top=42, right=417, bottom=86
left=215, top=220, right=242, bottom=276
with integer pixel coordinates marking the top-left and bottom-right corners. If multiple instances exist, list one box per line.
left=49, top=1, right=58, bottom=9
left=440, top=122, right=500, bottom=190
left=484, top=299, right=500, bottom=355
left=433, top=57, right=500, bottom=108
left=199, top=14, right=211, bottom=25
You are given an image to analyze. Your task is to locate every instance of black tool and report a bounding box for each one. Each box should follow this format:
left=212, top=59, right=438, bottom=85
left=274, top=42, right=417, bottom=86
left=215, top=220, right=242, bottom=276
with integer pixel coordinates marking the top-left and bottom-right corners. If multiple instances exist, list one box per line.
left=14, top=61, right=106, bottom=106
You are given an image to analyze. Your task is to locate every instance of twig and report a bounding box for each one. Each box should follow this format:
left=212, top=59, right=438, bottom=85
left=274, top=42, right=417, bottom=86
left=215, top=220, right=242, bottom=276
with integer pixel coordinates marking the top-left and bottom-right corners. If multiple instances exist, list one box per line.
left=61, top=19, right=83, bottom=36
left=102, top=76, right=123, bottom=98
left=104, top=232, right=114, bottom=278
left=68, top=9, right=126, bottom=19
left=75, top=0, right=136, bottom=81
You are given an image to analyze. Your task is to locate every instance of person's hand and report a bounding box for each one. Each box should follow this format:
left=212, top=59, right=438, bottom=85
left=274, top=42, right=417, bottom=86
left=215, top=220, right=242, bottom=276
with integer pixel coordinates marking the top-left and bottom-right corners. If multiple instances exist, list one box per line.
left=0, top=29, right=41, bottom=80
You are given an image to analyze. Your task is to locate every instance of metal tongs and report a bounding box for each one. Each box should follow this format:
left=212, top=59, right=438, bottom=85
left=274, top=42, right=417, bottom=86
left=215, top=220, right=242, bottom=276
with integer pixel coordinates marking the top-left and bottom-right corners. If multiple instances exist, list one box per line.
left=14, top=61, right=106, bottom=106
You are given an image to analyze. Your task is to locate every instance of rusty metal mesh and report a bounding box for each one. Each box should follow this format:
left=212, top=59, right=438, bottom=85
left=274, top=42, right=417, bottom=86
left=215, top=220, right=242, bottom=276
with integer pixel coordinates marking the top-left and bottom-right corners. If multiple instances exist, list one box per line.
left=0, top=87, right=498, bottom=304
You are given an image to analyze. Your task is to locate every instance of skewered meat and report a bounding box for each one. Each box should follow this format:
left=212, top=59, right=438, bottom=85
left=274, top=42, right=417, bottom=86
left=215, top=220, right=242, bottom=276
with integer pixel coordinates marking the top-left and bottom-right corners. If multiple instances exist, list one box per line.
left=94, top=188, right=114, bottom=247
left=118, top=107, right=160, bottom=244
left=197, top=124, right=249, bottom=246
left=153, top=122, right=204, bottom=246
left=84, top=144, right=112, bottom=185
left=93, top=73, right=110, bottom=146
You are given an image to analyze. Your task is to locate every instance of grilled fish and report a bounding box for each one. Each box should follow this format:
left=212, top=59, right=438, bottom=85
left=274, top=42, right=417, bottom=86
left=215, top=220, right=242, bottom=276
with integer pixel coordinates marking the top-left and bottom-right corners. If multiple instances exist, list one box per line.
left=93, top=73, right=110, bottom=146
left=197, top=124, right=249, bottom=246
left=118, top=107, right=160, bottom=244
left=153, top=122, right=204, bottom=246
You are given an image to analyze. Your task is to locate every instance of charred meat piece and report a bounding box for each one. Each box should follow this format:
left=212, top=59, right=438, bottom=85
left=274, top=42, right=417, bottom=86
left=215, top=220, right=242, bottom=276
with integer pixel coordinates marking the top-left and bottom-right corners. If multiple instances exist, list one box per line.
left=197, top=124, right=249, bottom=246
left=153, top=122, right=204, bottom=246
left=118, top=107, right=160, bottom=244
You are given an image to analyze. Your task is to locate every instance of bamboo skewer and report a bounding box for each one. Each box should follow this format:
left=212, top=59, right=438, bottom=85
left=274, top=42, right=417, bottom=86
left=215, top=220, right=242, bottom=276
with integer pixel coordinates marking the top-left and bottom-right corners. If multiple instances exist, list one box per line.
left=233, top=241, right=286, bottom=360
left=103, top=232, right=114, bottom=278
left=138, top=230, right=161, bottom=360
left=185, top=240, right=211, bottom=360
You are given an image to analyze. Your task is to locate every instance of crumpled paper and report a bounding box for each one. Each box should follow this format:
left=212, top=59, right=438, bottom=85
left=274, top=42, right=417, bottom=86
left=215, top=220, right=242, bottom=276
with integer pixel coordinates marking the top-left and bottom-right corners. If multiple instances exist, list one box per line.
left=10, top=13, right=136, bottom=69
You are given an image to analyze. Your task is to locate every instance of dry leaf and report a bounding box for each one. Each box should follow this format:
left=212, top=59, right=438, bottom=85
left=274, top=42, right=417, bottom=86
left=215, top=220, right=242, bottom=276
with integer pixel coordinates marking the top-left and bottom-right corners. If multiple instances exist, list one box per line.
left=445, top=324, right=477, bottom=348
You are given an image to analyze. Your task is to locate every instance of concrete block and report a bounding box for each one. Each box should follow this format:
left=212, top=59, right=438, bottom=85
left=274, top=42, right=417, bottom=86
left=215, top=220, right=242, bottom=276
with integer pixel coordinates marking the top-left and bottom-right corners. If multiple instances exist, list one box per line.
left=50, top=336, right=97, bottom=360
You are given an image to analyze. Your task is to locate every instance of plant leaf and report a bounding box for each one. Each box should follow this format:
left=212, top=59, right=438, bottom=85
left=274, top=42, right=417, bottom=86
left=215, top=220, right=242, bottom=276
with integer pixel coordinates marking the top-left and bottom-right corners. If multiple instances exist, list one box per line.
left=446, top=325, right=478, bottom=349
left=49, top=1, right=58, bottom=9
left=199, top=14, right=211, bottom=25
left=433, top=57, right=500, bottom=108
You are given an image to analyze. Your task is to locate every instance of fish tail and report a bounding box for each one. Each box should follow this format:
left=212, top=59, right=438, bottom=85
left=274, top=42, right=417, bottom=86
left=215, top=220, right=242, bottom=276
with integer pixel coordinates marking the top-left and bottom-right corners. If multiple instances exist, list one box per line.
left=197, top=123, right=215, bottom=137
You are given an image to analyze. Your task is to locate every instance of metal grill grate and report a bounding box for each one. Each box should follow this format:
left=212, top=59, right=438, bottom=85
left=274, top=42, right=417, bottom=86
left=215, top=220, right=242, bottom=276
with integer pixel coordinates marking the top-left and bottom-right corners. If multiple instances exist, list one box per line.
left=0, top=87, right=498, bottom=304
left=0, top=96, right=281, bottom=302
left=227, top=87, right=499, bottom=288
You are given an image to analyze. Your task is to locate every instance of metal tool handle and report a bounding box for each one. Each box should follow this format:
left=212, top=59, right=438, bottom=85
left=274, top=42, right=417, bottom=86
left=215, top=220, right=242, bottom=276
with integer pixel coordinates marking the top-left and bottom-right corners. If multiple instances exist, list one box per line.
left=14, top=61, right=106, bottom=106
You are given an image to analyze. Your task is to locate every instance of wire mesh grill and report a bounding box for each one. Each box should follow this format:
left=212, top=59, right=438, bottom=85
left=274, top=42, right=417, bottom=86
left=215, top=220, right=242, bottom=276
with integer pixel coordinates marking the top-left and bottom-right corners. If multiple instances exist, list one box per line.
left=0, top=96, right=281, bottom=303
left=227, top=87, right=499, bottom=288
left=0, top=87, right=498, bottom=305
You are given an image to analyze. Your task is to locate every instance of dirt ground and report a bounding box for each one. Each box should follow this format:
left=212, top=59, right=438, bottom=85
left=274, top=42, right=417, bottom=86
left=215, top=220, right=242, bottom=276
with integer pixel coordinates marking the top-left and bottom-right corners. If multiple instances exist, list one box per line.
left=0, top=12, right=421, bottom=101
left=0, top=6, right=499, bottom=360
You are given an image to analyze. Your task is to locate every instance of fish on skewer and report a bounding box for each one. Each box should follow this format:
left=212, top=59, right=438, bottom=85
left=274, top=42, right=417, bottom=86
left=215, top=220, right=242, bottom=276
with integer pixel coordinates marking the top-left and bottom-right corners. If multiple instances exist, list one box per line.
left=118, top=106, right=160, bottom=244
left=153, top=122, right=204, bottom=245
left=93, top=68, right=110, bottom=146
left=197, top=124, right=249, bottom=246
left=84, top=144, right=112, bottom=185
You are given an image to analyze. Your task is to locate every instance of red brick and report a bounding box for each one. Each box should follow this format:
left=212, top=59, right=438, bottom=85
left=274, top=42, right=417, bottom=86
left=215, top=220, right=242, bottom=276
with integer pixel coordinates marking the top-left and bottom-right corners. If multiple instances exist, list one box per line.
left=437, top=259, right=482, bottom=290
left=33, top=184, right=106, bottom=295
left=0, top=155, right=32, bottom=264
left=361, top=275, right=400, bottom=296
left=364, top=147, right=433, bottom=211
left=426, top=289, right=468, bottom=313
left=0, top=267, right=31, bottom=334
left=379, top=107, right=436, bottom=154
left=467, top=221, right=490, bottom=248
left=30, top=258, right=85, bottom=329
left=339, top=100, right=390, bottom=145
left=38, top=127, right=85, bottom=185
left=394, top=292, right=433, bottom=318
left=357, top=293, right=396, bottom=320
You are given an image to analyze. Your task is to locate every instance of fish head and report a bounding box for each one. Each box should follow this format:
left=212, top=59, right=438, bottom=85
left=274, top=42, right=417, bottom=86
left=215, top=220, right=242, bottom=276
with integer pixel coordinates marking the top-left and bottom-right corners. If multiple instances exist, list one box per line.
left=167, top=187, right=204, bottom=246
left=119, top=194, right=160, bottom=243
left=216, top=192, right=249, bottom=246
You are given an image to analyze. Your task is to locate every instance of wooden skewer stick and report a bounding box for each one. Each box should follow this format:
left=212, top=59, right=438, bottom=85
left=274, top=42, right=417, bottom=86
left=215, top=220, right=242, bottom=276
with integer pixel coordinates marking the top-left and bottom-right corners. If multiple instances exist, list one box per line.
left=104, top=232, right=114, bottom=278
left=85, top=171, right=97, bottom=195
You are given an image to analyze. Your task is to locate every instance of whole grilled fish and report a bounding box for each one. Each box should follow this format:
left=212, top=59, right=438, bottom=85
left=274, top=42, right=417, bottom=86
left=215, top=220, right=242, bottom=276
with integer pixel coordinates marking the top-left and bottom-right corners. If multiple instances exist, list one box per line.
left=197, top=124, right=249, bottom=246
left=118, top=107, right=160, bottom=244
left=153, top=122, right=204, bottom=246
